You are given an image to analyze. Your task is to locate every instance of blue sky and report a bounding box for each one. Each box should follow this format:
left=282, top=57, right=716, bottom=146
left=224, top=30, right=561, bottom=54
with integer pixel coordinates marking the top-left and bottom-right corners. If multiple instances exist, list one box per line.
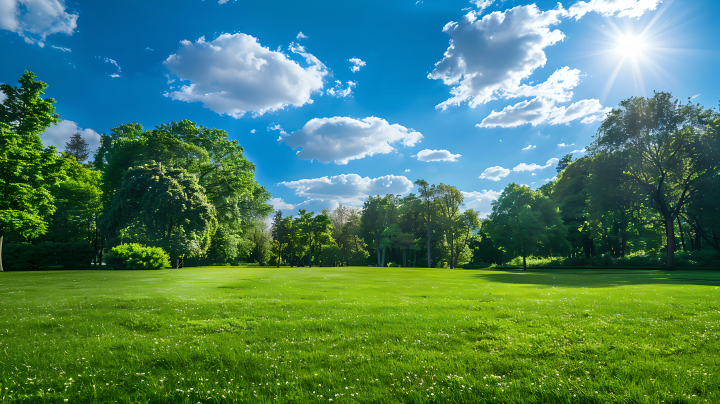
left=2, top=0, right=719, bottom=218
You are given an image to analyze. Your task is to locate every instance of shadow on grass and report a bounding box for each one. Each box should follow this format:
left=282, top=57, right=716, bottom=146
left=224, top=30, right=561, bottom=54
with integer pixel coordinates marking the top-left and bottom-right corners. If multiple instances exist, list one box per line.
left=469, top=267, right=720, bottom=288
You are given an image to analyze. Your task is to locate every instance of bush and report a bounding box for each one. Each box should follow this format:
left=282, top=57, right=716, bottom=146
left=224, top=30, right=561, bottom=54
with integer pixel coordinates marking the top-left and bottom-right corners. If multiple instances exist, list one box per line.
left=386, top=262, right=402, bottom=267
left=3, top=242, right=95, bottom=270
left=461, top=262, right=493, bottom=269
left=105, top=244, right=170, bottom=270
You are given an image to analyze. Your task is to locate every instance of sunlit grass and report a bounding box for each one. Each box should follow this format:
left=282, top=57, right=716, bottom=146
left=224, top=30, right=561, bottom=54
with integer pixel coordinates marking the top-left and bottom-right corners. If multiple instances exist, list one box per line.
left=1, top=266, right=718, bottom=403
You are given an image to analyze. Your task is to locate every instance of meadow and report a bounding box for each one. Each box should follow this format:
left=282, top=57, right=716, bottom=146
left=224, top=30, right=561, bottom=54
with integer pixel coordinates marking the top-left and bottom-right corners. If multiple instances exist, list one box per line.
left=0, top=266, right=718, bottom=403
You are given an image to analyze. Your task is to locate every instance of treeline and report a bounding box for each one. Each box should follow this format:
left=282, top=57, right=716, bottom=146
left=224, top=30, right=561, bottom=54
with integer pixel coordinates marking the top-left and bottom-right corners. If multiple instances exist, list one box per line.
left=1, top=71, right=718, bottom=271
left=262, top=92, right=720, bottom=271
left=0, top=71, right=271, bottom=270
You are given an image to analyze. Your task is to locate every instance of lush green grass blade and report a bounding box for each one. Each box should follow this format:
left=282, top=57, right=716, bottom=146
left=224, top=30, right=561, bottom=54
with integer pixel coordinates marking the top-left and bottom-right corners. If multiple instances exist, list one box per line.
left=1, top=267, right=718, bottom=403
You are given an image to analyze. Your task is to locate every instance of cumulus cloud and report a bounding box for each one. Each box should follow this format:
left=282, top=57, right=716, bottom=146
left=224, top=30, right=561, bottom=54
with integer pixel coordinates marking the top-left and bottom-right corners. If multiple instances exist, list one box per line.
left=557, top=143, right=574, bottom=148
left=570, top=148, right=587, bottom=154
left=522, top=144, right=536, bottom=151
left=429, top=4, right=566, bottom=110
left=479, top=166, right=510, bottom=181
left=326, top=80, right=356, bottom=98
left=568, top=0, right=661, bottom=19
left=279, top=116, right=423, bottom=165
left=269, top=197, right=295, bottom=211
left=349, top=58, right=366, bottom=73
left=0, top=0, right=78, bottom=47
left=513, top=158, right=559, bottom=172
left=280, top=174, right=414, bottom=206
left=0, top=90, right=6, bottom=103
left=478, top=97, right=610, bottom=128
left=462, top=189, right=501, bottom=217
left=414, top=149, right=461, bottom=162
left=41, top=120, right=100, bottom=159
left=164, top=33, right=328, bottom=118
left=250, top=129, right=257, bottom=134
left=296, top=31, right=308, bottom=40
left=471, top=0, right=494, bottom=13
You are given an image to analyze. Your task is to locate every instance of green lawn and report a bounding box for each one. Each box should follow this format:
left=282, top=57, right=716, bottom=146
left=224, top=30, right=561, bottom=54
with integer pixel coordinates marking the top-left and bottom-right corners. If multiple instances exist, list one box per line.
left=1, top=266, right=718, bottom=403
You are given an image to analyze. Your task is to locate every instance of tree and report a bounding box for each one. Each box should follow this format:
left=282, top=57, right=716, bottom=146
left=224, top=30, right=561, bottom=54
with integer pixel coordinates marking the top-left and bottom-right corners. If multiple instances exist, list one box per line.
left=484, top=183, right=569, bottom=270
left=435, top=183, right=464, bottom=268
left=0, top=72, right=65, bottom=271
left=361, top=195, right=397, bottom=267
left=590, top=92, right=716, bottom=269
left=451, top=209, right=481, bottom=268
left=414, top=180, right=437, bottom=268
left=102, top=163, right=217, bottom=268
left=65, top=132, right=90, bottom=162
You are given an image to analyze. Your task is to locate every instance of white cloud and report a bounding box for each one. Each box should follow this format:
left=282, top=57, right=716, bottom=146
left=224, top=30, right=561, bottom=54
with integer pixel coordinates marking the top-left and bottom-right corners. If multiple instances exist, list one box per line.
left=404, top=169, right=411, bottom=172
left=471, top=0, right=494, bottom=13
left=40, top=120, right=100, bottom=159
left=98, top=57, right=122, bottom=78
left=0, top=0, right=78, bottom=47
left=279, top=116, right=423, bottom=165
left=570, top=148, right=587, bottom=154
left=0, top=90, right=6, bottom=103
left=294, top=199, right=340, bottom=214
left=349, top=58, right=366, bottom=73
left=250, top=129, right=257, bottom=134
left=522, top=144, right=536, bottom=151
left=462, top=189, right=501, bottom=217
left=269, top=197, right=295, bottom=211
left=296, top=31, right=309, bottom=40
left=568, top=0, right=661, bottom=19
left=513, top=158, right=559, bottom=172
left=51, top=45, right=70, bottom=52
left=144, top=46, right=153, bottom=51
left=164, top=33, right=328, bottom=118
left=414, top=149, right=461, bottom=162
left=478, top=97, right=611, bottom=128
left=690, top=94, right=700, bottom=100
left=557, top=143, right=574, bottom=148
left=280, top=173, right=414, bottom=206
left=544, top=176, right=558, bottom=182
left=327, top=80, right=356, bottom=98
left=479, top=166, right=510, bottom=181
left=429, top=4, right=567, bottom=110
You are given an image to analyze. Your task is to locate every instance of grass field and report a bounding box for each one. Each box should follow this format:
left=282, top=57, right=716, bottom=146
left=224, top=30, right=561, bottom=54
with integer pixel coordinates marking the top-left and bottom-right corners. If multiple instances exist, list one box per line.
left=1, top=266, right=719, bottom=403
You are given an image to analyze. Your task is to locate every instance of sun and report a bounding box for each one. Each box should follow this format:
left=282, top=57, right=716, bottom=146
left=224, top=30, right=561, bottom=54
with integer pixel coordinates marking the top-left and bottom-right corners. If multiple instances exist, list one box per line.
left=617, top=34, right=647, bottom=58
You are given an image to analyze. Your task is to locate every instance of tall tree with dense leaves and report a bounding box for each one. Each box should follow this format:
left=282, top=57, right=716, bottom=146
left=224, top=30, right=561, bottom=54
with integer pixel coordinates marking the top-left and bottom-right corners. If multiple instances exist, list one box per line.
left=484, top=183, right=569, bottom=270
left=102, top=163, right=217, bottom=268
left=64, top=132, right=91, bottom=162
left=0, top=72, right=65, bottom=271
left=589, top=92, right=716, bottom=269
left=361, top=195, right=397, bottom=267
left=414, top=180, right=437, bottom=268
left=435, top=183, right=464, bottom=268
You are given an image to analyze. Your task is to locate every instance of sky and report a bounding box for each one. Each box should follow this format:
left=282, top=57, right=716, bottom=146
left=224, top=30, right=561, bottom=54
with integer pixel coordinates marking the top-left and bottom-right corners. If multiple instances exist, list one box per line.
left=2, top=0, right=719, bottom=219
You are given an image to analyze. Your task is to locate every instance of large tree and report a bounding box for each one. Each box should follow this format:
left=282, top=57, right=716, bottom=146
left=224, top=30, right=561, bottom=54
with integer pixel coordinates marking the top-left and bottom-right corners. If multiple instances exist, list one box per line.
left=435, top=183, right=464, bottom=268
left=65, top=132, right=90, bottom=162
left=102, top=163, right=217, bottom=268
left=590, top=92, right=716, bottom=269
left=414, top=180, right=437, bottom=268
left=484, top=183, right=569, bottom=270
left=0, top=72, right=65, bottom=271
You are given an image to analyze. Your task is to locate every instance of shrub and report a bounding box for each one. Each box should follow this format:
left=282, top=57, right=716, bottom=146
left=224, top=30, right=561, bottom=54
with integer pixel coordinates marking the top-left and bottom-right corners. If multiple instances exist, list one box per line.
left=386, top=262, right=402, bottom=267
left=3, top=242, right=95, bottom=270
left=105, top=244, right=170, bottom=270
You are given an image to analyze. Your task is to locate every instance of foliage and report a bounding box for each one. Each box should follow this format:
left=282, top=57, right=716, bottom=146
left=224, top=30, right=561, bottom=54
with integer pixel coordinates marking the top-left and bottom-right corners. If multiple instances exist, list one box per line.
left=104, top=243, right=170, bottom=270
left=484, top=183, right=569, bottom=270
left=2, top=242, right=94, bottom=270
left=102, top=163, right=217, bottom=267
left=64, top=132, right=90, bottom=162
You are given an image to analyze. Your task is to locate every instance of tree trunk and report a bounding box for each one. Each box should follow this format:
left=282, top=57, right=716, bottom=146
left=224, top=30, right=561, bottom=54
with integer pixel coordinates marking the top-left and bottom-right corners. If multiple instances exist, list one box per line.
left=403, top=248, right=407, bottom=267
left=449, top=235, right=455, bottom=269
left=664, top=214, right=676, bottom=270
left=523, top=255, right=527, bottom=271
left=677, top=216, right=687, bottom=252
left=426, top=224, right=431, bottom=268
left=381, top=247, right=386, bottom=268
left=374, top=229, right=382, bottom=267
left=0, top=235, right=4, bottom=272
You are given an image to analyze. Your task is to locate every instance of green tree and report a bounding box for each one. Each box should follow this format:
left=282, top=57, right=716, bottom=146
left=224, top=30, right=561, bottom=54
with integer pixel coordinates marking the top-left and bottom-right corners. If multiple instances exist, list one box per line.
left=0, top=72, right=65, bottom=271
left=414, top=180, right=437, bottom=268
left=102, top=163, right=217, bottom=268
left=64, top=132, right=90, bottom=162
left=590, top=92, right=716, bottom=269
left=435, top=183, right=464, bottom=268
left=484, top=183, right=569, bottom=270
